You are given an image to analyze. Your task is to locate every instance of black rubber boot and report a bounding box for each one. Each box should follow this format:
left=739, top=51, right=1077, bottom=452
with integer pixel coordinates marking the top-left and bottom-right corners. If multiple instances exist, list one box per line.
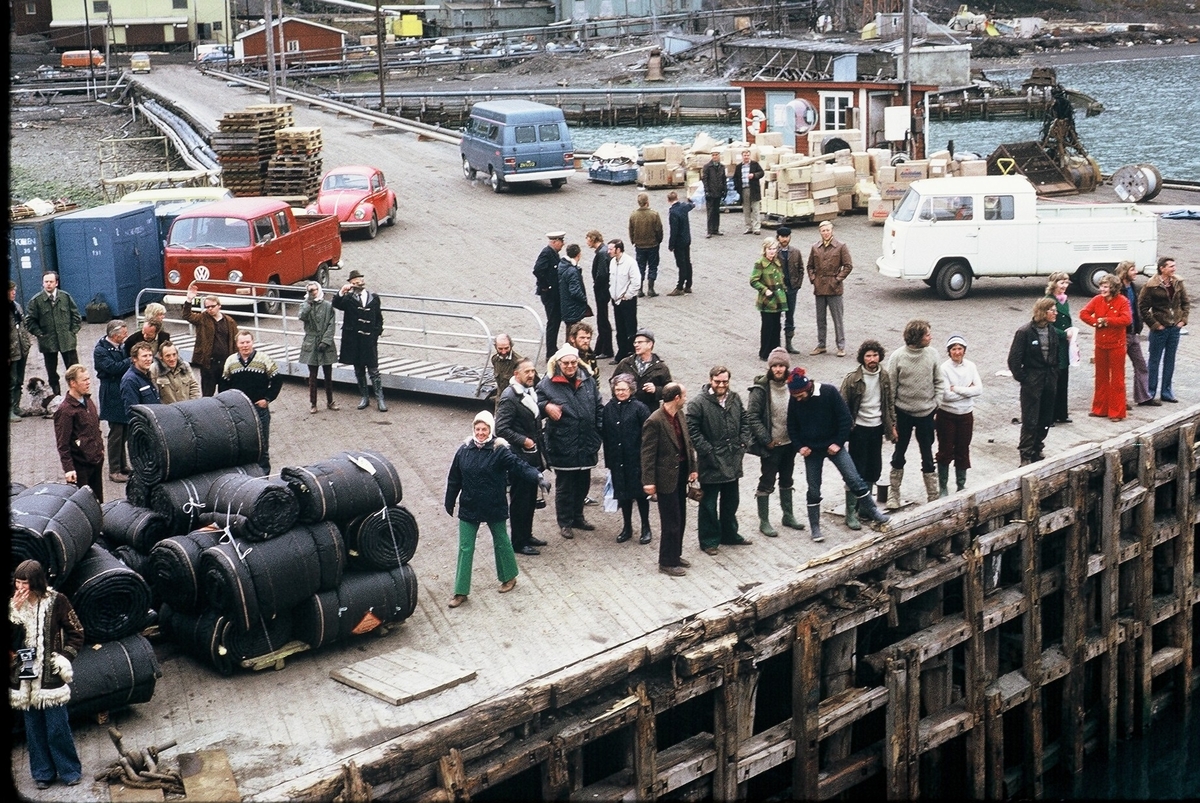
left=856, top=491, right=891, bottom=526
left=372, top=376, right=387, bottom=412
left=807, top=503, right=824, bottom=543
left=357, top=379, right=370, bottom=410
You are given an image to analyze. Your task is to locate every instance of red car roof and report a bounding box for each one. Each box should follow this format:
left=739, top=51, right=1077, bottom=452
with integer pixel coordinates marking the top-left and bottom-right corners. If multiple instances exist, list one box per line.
left=325, top=165, right=379, bottom=176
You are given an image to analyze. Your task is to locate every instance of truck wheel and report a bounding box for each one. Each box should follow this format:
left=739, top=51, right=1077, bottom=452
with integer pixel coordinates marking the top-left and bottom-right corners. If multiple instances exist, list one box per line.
left=462, top=157, right=476, bottom=180
left=385, top=199, right=398, bottom=226
left=935, top=261, right=973, bottom=300
left=550, top=178, right=566, bottom=189
left=315, top=264, right=330, bottom=288
left=1075, top=264, right=1112, bottom=296
left=365, top=214, right=378, bottom=240
left=262, top=279, right=282, bottom=316
left=489, top=167, right=505, bottom=193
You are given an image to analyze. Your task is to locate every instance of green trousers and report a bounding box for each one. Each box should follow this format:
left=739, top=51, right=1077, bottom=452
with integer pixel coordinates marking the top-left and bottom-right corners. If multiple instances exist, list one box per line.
left=455, top=519, right=519, bottom=596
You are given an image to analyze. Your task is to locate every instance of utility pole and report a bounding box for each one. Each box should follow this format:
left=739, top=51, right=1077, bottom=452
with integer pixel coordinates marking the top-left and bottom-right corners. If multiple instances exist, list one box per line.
left=263, top=0, right=277, bottom=103
left=82, top=0, right=93, bottom=99
left=375, top=0, right=386, bottom=112
left=903, top=0, right=913, bottom=155
left=276, top=0, right=287, bottom=87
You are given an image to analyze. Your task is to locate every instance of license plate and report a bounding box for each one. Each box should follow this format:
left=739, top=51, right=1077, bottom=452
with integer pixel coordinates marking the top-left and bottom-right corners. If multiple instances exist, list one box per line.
left=518, top=160, right=536, bottom=169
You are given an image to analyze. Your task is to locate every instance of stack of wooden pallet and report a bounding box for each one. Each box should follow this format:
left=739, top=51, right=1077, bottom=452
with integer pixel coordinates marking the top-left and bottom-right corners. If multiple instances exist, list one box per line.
left=266, top=126, right=324, bottom=200
left=211, top=104, right=296, bottom=197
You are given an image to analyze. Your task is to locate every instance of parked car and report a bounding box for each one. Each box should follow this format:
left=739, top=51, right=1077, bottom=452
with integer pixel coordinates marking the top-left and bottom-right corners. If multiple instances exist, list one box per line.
left=130, top=52, right=152, bottom=73
left=306, top=166, right=398, bottom=239
left=460, top=100, right=575, bottom=194
left=164, top=198, right=343, bottom=312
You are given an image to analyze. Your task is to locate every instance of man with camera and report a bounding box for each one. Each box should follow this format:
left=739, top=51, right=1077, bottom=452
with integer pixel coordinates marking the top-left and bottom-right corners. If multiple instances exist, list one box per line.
left=495, top=357, right=550, bottom=556
left=332, top=269, right=387, bottom=412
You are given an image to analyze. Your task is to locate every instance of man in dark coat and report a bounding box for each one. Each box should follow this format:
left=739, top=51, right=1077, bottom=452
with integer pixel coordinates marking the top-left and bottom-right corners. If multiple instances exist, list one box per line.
left=495, top=358, right=550, bottom=556
left=666, top=191, right=695, bottom=296
left=24, top=271, right=81, bottom=398
left=731, top=149, right=764, bottom=235
left=53, top=364, right=105, bottom=502
left=332, top=269, right=387, bottom=412
left=533, top=231, right=566, bottom=356
left=776, top=226, right=805, bottom=354
left=92, top=320, right=131, bottom=482
left=586, top=230, right=614, bottom=358
left=641, top=382, right=698, bottom=576
left=700, top=150, right=727, bottom=237
left=537, top=344, right=603, bottom=540
left=1007, top=298, right=1061, bottom=466
left=686, top=366, right=753, bottom=555
left=120, top=342, right=162, bottom=420
left=182, top=289, right=239, bottom=397
left=557, top=243, right=590, bottom=329
left=614, top=328, right=672, bottom=412
left=785, top=368, right=891, bottom=543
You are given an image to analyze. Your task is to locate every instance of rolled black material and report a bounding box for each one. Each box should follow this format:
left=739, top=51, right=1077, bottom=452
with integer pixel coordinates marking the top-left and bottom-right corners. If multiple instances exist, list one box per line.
left=10, top=483, right=101, bottom=583
left=200, top=522, right=345, bottom=633
left=149, top=464, right=266, bottom=536
left=206, top=474, right=298, bottom=540
left=67, top=634, right=160, bottom=718
left=101, top=500, right=172, bottom=552
left=343, top=505, right=420, bottom=570
left=127, top=390, right=263, bottom=484
left=281, top=450, right=403, bottom=523
left=158, top=604, right=233, bottom=676
left=111, top=545, right=152, bottom=581
left=60, top=544, right=154, bottom=642
left=293, top=564, right=419, bottom=650
left=147, top=529, right=223, bottom=614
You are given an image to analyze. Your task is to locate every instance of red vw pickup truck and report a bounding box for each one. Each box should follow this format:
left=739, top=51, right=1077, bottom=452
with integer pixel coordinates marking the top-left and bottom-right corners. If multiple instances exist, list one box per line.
left=164, top=198, right=342, bottom=309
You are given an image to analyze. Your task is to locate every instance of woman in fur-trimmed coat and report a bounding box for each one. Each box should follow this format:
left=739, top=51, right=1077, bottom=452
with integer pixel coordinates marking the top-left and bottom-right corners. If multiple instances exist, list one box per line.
left=10, top=559, right=84, bottom=789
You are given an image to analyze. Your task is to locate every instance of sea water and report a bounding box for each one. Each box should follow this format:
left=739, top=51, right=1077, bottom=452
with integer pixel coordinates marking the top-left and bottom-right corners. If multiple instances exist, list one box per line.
left=572, top=54, right=1199, bottom=183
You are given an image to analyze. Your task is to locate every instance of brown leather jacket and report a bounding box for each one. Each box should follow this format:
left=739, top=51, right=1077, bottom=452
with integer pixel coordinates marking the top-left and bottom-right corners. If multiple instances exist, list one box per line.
left=806, top=236, right=854, bottom=296
left=181, top=303, right=239, bottom=369
left=640, top=405, right=697, bottom=493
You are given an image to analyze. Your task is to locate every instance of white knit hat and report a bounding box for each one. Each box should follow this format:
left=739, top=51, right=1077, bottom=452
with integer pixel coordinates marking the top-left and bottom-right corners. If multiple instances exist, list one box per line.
left=473, top=409, right=495, bottom=435
left=945, top=333, right=968, bottom=351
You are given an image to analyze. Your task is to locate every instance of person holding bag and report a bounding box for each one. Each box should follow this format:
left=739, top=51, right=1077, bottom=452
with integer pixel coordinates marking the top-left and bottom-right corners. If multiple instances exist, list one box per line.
left=10, top=559, right=85, bottom=790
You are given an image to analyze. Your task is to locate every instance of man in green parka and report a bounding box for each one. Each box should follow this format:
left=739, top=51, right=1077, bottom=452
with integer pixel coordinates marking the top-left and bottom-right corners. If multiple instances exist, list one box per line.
left=24, top=272, right=81, bottom=398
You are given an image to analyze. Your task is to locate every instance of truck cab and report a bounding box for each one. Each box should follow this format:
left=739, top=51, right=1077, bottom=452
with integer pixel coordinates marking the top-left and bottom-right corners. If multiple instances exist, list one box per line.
left=877, top=175, right=1157, bottom=299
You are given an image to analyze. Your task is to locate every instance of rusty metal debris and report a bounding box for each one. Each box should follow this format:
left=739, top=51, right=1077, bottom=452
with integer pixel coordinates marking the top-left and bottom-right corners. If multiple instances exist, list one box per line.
left=94, top=726, right=184, bottom=795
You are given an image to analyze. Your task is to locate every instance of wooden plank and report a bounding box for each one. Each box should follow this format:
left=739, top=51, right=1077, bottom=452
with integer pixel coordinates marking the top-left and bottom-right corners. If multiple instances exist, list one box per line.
left=1149, top=647, right=1185, bottom=677
left=791, top=614, right=821, bottom=801
left=568, top=767, right=633, bottom=802
left=916, top=704, right=974, bottom=753
left=1061, top=468, right=1088, bottom=782
left=676, top=632, right=737, bottom=677
left=556, top=694, right=639, bottom=750
left=1136, top=434, right=1156, bottom=733
left=981, top=585, right=1026, bottom=630
left=817, top=686, right=888, bottom=738
left=656, top=733, right=717, bottom=794
left=962, top=543, right=988, bottom=797
left=331, top=647, right=476, bottom=705
left=1020, top=475, right=1045, bottom=797
left=816, top=743, right=882, bottom=799
left=1173, top=423, right=1195, bottom=718
left=1100, top=449, right=1122, bottom=757
left=883, top=656, right=909, bottom=798
left=736, top=720, right=794, bottom=782
left=178, top=749, right=239, bottom=803
left=632, top=684, right=656, bottom=800
left=890, top=554, right=967, bottom=603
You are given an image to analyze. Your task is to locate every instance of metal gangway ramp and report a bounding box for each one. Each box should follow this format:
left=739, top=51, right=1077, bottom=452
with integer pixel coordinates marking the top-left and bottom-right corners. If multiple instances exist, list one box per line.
left=135, top=282, right=545, bottom=400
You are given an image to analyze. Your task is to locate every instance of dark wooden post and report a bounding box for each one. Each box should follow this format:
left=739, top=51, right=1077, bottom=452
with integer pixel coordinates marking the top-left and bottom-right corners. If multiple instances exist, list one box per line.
left=1135, top=434, right=1156, bottom=733
left=633, top=682, right=657, bottom=800
left=791, top=614, right=821, bottom=800
left=1019, top=474, right=1044, bottom=797
left=1061, top=467, right=1088, bottom=789
left=1100, top=449, right=1122, bottom=756
left=1173, top=423, right=1196, bottom=718
left=962, top=542, right=987, bottom=797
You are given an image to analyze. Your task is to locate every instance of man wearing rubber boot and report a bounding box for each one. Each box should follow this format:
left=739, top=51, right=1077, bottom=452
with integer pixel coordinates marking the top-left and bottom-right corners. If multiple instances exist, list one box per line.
left=840, top=340, right=896, bottom=530
left=884, top=320, right=944, bottom=508
left=686, top=366, right=753, bottom=556
left=332, top=270, right=387, bottom=411
left=785, top=368, right=890, bottom=543
left=746, top=348, right=804, bottom=536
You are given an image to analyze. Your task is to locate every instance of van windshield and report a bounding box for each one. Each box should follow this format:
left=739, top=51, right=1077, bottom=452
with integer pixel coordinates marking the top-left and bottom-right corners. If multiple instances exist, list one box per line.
left=894, top=189, right=920, bottom=222
left=169, top=217, right=251, bottom=249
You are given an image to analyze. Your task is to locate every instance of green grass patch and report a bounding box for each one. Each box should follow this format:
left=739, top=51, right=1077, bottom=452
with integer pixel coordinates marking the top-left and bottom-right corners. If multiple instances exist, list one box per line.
left=10, top=164, right=105, bottom=208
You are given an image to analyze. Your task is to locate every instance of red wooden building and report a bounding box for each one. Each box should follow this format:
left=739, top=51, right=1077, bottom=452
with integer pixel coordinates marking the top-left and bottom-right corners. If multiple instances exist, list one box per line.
left=731, top=79, right=938, bottom=159
left=237, top=17, right=349, bottom=63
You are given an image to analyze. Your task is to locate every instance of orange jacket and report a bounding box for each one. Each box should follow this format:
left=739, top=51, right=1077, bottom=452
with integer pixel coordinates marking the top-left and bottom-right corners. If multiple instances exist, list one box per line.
left=1078, top=293, right=1132, bottom=350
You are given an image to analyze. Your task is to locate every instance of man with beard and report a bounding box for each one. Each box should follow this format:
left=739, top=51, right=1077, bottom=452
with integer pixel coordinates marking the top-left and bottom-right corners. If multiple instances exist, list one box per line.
left=686, top=366, right=753, bottom=556
left=495, top=357, right=550, bottom=556
left=840, top=340, right=896, bottom=530
left=747, top=347, right=805, bottom=536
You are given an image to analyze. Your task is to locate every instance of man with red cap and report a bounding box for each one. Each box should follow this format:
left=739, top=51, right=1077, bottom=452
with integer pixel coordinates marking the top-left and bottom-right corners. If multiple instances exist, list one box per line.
left=785, top=367, right=890, bottom=543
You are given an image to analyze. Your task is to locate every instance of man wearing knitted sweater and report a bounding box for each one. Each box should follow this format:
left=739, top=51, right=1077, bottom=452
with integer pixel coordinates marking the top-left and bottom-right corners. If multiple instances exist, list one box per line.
left=884, top=320, right=946, bottom=508
left=785, top=368, right=890, bottom=543
left=220, top=331, right=283, bottom=474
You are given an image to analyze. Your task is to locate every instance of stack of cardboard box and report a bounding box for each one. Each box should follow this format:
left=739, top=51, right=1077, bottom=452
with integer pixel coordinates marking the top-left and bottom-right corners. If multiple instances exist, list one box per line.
left=866, top=152, right=990, bottom=225
left=637, top=140, right=687, bottom=189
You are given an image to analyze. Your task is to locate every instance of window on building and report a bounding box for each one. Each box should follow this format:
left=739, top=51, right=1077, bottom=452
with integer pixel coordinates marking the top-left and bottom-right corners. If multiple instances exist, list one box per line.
left=819, top=92, right=853, bottom=130
left=171, top=0, right=186, bottom=8
left=213, top=21, right=223, bottom=31
left=25, top=2, right=37, bottom=14
left=93, top=1, right=110, bottom=12
left=286, top=40, right=300, bottom=53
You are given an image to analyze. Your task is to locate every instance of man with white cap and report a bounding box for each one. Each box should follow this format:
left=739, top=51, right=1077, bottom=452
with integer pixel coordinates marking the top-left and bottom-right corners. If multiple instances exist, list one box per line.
left=786, top=367, right=891, bottom=543
left=537, top=344, right=604, bottom=540
left=533, top=231, right=566, bottom=356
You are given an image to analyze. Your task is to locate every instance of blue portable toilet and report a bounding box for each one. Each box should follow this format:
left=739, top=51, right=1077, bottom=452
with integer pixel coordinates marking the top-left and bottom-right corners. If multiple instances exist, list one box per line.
left=52, top=203, right=163, bottom=317
left=9, top=214, right=62, bottom=306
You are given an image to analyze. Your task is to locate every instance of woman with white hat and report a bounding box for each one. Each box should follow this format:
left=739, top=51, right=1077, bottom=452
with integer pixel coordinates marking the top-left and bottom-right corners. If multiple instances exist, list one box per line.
left=935, top=334, right=982, bottom=496
left=444, top=410, right=550, bottom=608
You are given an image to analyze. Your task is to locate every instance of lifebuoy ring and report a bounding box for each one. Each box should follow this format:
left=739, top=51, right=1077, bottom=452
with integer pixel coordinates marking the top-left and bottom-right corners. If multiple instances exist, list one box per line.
left=745, top=108, right=767, bottom=141
left=785, top=98, right=817, bottom=135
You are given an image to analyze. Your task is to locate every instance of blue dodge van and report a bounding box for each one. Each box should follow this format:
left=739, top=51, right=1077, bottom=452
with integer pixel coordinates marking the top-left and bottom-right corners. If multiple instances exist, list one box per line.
left=460, top=100, right=575, bottom=193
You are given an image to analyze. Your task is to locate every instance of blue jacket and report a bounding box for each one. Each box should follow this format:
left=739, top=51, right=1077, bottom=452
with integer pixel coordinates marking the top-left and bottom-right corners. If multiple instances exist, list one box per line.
left=445, top=437, right=541, bottom=523
left=668, top=199, right=694, bottom=251
left=120, top=365, right=161, bottom=419
left=537, top=369, right=603, bottom=469
left=786, top=383, right=852, bottom=454
left=558, top=258, right=590, bottom=324
left=93, top=336, right=131, bottom=423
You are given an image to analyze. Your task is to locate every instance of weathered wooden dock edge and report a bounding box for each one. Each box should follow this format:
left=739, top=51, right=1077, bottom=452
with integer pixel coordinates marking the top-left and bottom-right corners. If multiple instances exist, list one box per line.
left=264, top=408, right=1200, bottom=802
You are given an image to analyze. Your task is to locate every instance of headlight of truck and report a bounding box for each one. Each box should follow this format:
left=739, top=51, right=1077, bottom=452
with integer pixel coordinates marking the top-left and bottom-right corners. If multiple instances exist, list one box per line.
left=167, top=269, right=181, bottom=285
left=353, top=207, right=367, bottom=220
left=228, top=270, right=243, bottom=282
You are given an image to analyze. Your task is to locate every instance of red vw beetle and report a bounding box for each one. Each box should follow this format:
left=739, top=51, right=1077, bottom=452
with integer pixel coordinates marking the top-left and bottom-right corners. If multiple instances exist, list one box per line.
left=307, top=165, right=398, bottom=239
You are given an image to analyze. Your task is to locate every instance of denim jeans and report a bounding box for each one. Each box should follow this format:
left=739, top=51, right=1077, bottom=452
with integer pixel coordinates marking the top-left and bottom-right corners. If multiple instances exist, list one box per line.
left=803, top=446, right=868, bottom=505
left=24, top=705, right=82, bottom=784
left=634, top=246, right=660, bottom=284
left=1147, top=325, right=1181, bottom=400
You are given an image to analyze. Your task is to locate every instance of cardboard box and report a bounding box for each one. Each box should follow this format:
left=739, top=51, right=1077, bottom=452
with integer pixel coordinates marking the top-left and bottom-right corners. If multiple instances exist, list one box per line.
left=837, top=193, right=854, bottom=212
left=959, top=159, right=988, bottom=176
left=809, top=172, right=838, bottom=192
left=663, top=143, right=684, bottom=165
left=895, top=160, right=928, bottom=182
left=852, top=152, right=873, bottom=176
left=786, top=199, right=816, bottom=218
left=868, top=195, right=894, bottom=224
left=928, top=158, right=948, bottom=178
left=782, top=186, right=810, bottom=200
left=756, top=131, right=784, bottom=148
left=642, top=143, right=666, bottom=162
left=867, top=148, right=892, bottom=175
left=812, top=187, right=839, bottom=203
left=876, top=165, right=896, bottom=183
left=831, top=165, right=857, bottom=189
left=879, top=181, right=910, bottom=201
left=639, top=162, right=670, bottom=188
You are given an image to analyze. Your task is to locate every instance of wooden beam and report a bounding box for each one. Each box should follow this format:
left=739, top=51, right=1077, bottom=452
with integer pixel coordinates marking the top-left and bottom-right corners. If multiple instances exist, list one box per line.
left=1019, top=475, right=1045, bottom=797
left=1061, top=468, right=1089, bottom=785
left=792, top=614, right=821, bottom=801
left=1136, top=435, right=1157, bottom=733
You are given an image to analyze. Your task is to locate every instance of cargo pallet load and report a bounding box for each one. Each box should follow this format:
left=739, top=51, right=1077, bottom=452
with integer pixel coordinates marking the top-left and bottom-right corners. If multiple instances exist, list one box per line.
left=586, top=143, right=639, bottom=185
left=211, top=104, right=296, bottom=197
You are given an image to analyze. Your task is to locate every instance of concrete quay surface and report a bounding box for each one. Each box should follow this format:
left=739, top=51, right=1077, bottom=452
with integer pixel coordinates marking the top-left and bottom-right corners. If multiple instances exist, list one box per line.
left=7, top=64, right=1199, bottom=800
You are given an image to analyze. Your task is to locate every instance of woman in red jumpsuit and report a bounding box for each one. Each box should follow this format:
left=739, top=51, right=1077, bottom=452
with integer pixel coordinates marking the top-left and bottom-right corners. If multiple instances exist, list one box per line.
left=1078, top=273, right=1133, bottom=421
